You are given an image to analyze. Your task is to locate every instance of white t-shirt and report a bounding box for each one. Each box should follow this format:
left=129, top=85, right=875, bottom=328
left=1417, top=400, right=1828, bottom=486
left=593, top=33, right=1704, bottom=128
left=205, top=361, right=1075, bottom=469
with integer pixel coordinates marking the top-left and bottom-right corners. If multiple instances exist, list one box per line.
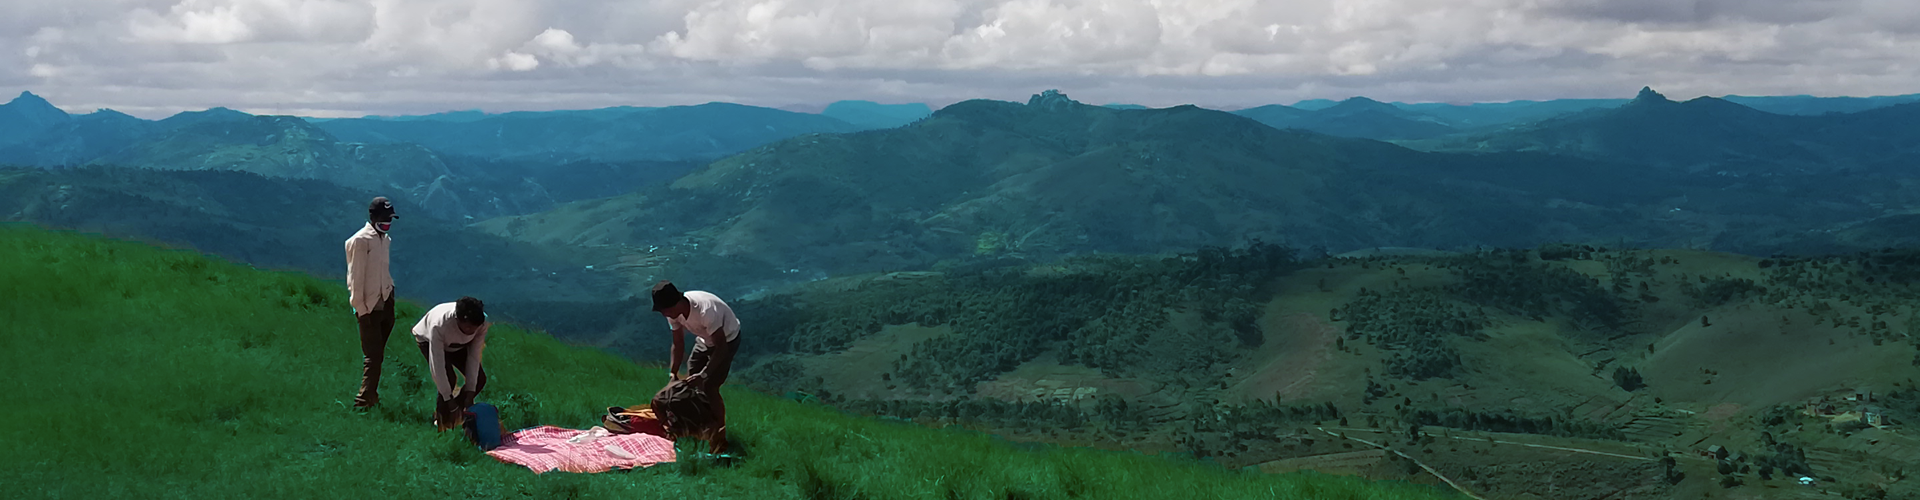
left=665, top=290, right=740, bottom=347
left=410, top=302, right=489, bottom=400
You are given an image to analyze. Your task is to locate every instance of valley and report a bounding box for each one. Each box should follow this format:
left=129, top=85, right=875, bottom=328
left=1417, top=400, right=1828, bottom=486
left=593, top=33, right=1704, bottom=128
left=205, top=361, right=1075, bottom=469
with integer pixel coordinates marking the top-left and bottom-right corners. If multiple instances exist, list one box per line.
left=727, top=245, right=1920, bottom=499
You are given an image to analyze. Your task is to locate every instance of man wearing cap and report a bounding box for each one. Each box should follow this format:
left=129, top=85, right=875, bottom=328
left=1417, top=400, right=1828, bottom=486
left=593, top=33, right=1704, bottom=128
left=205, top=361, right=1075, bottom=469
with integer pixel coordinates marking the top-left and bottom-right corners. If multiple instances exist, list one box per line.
left=654, top=281, right=741, bottom=442
left=413, top=296, right=491, bottom=430
left=345, top=196, right=399, bottom=408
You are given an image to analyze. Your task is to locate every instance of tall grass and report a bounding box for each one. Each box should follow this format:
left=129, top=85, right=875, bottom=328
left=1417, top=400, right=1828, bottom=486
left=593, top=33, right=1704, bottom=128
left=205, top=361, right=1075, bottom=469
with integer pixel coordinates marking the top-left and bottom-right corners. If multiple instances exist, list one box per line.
left=0, top=224, right=1456, bottom=500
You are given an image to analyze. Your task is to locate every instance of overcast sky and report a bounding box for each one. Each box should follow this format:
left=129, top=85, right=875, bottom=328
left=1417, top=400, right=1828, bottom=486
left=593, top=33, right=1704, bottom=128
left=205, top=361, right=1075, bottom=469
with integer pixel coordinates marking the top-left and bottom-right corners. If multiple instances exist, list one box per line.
left=5, top=0, right=1919, bottom=118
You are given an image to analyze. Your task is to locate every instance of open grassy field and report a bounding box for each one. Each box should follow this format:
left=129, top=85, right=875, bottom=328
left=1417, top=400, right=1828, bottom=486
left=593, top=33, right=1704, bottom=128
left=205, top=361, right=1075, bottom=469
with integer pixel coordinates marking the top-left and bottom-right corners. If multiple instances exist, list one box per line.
left=0, top=224, right=1458, bottom=500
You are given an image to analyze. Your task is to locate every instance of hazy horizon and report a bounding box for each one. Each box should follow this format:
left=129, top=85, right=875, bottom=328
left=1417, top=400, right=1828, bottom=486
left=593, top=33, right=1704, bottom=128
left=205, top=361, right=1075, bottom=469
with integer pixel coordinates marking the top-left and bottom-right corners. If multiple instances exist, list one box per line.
left=12, top=86, right=1920, bottom=121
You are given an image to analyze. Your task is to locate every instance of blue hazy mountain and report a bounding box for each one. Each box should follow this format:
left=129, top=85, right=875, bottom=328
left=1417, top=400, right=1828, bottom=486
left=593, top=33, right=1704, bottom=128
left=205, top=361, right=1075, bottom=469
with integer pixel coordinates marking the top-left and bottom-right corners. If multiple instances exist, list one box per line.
left=314, top=103, right=865, bottom=162
left=0, top=92, right=72, bottom=148
left=1232, top=97, right=1456, bottom=140
left=1433, top=87, right=1920, bottom=174
left=820, top=100, right=934, bottom=129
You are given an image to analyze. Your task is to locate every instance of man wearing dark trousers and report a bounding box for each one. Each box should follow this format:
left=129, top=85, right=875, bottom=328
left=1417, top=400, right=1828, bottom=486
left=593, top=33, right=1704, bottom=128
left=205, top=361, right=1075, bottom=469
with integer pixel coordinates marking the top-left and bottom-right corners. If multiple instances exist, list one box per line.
left=346, top=197, right=398, bottom=408
left=654, top=280, right=741, bottom=450
left=413, top=297, right=490, bottom=430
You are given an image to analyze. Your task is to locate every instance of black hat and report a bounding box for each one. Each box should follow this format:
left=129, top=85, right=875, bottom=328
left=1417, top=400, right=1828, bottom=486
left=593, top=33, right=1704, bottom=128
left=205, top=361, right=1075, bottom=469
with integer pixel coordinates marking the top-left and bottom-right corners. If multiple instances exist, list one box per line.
left=650, top=280, right=685, bottom=312
left=455, top=296, right=486, bottom=324
left=369, top=197, right=399, bottom=222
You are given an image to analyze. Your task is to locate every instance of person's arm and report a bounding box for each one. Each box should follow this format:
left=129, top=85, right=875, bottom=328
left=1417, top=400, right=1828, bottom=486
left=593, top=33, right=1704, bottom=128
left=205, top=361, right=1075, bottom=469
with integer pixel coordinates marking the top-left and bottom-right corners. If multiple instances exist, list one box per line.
left=345, top=237, right=367, bottom=316
left=667, top=324, right=686, bottom=381
left=429, top=332, right=454, bottom=402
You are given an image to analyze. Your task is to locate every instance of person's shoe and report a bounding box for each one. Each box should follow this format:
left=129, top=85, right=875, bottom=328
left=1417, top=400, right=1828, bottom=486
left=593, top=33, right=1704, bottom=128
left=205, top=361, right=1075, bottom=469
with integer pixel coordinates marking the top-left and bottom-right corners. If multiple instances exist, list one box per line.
left=353, top=391, right=379, bottom=408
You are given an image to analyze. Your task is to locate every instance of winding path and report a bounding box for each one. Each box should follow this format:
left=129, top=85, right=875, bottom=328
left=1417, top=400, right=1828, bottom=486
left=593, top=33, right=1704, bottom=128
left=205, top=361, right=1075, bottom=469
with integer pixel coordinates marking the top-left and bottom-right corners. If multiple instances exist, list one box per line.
left=1314, top=427, right=1489, bottom=500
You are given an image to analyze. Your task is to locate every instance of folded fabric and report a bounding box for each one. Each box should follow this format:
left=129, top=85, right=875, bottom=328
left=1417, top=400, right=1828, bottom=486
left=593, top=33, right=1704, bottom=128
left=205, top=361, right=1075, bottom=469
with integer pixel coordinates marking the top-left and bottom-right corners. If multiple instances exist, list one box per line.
left=606, top=405, right=669, bottom=437
left=486, top=426, right=676, bottom=474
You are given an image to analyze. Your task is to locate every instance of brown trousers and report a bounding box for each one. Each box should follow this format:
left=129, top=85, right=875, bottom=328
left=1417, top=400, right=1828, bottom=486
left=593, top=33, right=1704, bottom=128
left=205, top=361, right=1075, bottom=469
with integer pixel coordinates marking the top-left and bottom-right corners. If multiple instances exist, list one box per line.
left=354, top=294, right=396, bottom=406
left=416, top=340, right=488, bottom=397
left=688, top=335, right=739, bottom=452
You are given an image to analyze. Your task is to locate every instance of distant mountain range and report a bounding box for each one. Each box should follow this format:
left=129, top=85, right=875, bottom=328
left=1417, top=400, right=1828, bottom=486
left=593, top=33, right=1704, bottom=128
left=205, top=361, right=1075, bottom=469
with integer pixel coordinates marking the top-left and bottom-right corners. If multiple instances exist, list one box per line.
left=10, top=86, right=1920, bottom=297
left=0, top=165, right=621, bottom=309
left=819, top=101, right=933, bottom=129
left=313, top=102, right=868, bottom=163
left=1233, top=97, right=1458, bottom=141
left=1238, top=92, right=1920, bottom=141
left=477, top=90, right=1915, bottom=294
left=1427, top=87, right=1920, bottom=175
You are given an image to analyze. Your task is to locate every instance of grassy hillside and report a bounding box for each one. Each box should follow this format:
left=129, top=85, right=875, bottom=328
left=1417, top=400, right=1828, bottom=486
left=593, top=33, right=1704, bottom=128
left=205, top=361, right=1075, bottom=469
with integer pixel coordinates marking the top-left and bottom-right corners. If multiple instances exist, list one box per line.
left=0, top=224, right=1456, bottom=500
left=721, top=243, right=1920, bottom=499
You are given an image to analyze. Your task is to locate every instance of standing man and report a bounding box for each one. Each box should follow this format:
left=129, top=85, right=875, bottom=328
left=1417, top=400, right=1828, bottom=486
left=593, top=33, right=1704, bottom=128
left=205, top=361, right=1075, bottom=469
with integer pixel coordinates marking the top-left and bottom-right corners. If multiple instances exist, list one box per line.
left=653, top=280, right=741, bottom=447
left=345, top=197, right=398, bottom=408
left=413, top=296, right=491, bottom=430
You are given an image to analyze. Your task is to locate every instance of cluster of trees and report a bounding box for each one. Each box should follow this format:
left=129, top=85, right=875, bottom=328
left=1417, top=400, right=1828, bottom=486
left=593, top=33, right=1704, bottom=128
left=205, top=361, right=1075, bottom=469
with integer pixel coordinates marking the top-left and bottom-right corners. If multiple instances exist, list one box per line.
left=1336, top=288, right=1488, bottom=380
left=1405, top=407, right=1626, bottom=440
left=751, top=242, right=1304, bottom=395
left=1882, top=388, right=1920, bottom=424
left=1448, top=251, right=1632, bottom=333
left=1755, top=441, right=1813, bottom=478
left=1612, top=366, right=1646, bottom=391
left=1189, top=399, right=1341, bottom=437
left=1178, top=398, right=1342, bottom=458
left=1680, top=277, right=1768, bottom=308
left=836, top=398, right=1092, bottom=430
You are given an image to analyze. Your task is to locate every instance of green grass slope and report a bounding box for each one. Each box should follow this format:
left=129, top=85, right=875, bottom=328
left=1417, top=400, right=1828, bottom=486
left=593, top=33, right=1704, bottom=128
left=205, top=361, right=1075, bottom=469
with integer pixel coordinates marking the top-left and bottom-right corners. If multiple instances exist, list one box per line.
left=0, top=225, right=1454, bottom=500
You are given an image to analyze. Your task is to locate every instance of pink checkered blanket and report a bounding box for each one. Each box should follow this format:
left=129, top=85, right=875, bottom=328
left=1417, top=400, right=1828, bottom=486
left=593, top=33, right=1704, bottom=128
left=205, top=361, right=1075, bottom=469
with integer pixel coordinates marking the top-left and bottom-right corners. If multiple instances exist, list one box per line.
left=486, top=426, right=676, bottom=474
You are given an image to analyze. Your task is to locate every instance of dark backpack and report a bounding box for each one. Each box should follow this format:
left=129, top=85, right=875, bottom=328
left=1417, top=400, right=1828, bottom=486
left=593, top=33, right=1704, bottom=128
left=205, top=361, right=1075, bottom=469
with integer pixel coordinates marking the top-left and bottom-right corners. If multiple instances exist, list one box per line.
left=651, top=380, right=720, bottom=440
left=462, top=402, right=505, bottom=451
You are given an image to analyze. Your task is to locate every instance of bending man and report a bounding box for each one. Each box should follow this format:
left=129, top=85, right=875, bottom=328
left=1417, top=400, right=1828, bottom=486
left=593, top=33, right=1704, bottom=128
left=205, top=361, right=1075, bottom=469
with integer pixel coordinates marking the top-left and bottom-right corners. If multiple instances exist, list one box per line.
left=653, top=280, right=741, bottom=446
left=414, top=296, right=490, bottom=430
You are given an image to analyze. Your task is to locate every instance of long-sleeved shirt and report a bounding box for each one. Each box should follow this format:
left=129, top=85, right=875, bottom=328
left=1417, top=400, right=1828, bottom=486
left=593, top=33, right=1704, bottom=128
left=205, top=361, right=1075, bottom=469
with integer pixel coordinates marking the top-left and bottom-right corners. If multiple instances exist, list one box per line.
left=343, top=222, right=393, bottom=316
left=411, top=302, right=489, bottom=400
left=664, top=291, right=740, bottom=348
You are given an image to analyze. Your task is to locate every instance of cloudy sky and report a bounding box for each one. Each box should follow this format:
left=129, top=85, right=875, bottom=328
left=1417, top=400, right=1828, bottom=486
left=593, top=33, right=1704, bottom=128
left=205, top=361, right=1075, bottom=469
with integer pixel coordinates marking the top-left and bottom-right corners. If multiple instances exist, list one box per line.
left=5, top=0, right=1919, bottom=118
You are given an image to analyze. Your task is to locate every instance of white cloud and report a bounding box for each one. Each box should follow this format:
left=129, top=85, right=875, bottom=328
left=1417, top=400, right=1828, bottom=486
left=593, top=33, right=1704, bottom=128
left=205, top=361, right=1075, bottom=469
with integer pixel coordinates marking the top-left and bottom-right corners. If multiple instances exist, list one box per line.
left=126, top=0, right=375, bottom=44
left=487, top=51, right=540, bottom=71
left=2, top=0, right=1918, bottom=117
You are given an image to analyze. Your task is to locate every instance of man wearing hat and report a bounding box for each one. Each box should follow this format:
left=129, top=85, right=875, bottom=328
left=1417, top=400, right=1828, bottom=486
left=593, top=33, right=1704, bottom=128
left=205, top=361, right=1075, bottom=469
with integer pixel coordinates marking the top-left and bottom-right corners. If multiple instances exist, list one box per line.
left=413, top=296, right=491, bottom=430
left=345, top=196, right=398, bottom=408
left=654, top=280, right=741, bottom=442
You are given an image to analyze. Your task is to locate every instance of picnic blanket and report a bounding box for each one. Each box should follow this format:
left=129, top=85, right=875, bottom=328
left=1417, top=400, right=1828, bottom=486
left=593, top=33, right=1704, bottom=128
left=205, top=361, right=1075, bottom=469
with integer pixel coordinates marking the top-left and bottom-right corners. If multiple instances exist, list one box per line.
left=485, top=426, right=676, bottom=474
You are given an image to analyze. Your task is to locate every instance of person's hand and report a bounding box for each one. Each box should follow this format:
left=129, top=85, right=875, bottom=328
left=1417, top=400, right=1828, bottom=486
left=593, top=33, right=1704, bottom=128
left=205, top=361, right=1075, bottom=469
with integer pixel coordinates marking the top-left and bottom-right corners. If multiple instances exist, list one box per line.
left=455, top=389, right=477, bottom=410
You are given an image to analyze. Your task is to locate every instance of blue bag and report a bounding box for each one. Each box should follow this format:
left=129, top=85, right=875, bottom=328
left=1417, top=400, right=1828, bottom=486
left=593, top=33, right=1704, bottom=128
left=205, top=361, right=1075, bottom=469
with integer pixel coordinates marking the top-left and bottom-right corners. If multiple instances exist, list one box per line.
left=463, top=402, right=504, bottom=451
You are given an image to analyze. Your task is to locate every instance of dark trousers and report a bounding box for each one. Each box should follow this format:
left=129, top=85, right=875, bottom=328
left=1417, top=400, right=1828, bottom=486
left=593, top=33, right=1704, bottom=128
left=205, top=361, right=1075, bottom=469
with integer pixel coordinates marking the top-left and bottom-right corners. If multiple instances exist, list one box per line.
left=354, top=294, right=396, bottom=405
left=689, top=335, right=740, bottom=449
left=688, top=335, right=740, bottom=390
left=417, top=341, right=488, bottom=397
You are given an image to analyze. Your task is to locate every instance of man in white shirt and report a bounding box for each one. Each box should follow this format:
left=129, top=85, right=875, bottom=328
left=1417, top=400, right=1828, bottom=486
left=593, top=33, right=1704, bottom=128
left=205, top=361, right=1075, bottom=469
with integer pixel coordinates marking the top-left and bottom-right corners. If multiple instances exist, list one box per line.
left=413, top=296, right=490, bottom=430
left=345, top=197, right=397, bottom=408
left=653, top=280, right=741, bottom=443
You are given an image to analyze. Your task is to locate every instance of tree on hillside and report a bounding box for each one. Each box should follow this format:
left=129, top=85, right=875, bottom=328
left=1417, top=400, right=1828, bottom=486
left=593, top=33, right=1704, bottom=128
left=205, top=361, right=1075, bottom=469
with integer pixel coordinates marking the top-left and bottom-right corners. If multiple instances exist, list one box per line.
left=1613, top=366, right=1646, bottom=391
